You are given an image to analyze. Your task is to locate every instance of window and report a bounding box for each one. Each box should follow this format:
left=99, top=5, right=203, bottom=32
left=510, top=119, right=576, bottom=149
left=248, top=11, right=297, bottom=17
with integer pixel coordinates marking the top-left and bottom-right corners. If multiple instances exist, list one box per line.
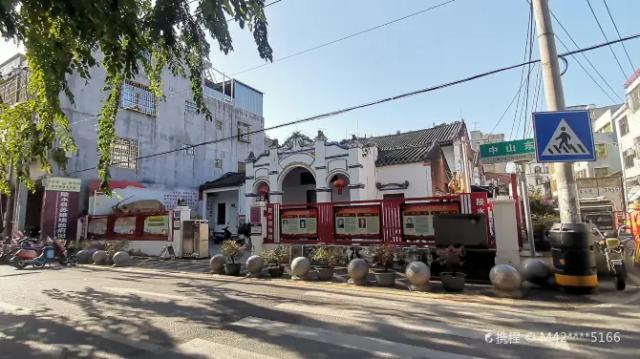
left=185, top=100, right=197, bottom=114
left=237, top=122, right=251, bottom=143
left=597, top=123, right=613, bottom=134
left=217, top=203, right=226, bottom=225
left=575, top=169, right=587, bottom=179
left=215, top=120, right=223, bottom=130
left=120, top=80, right=157, bottom=116
left=238, top=161, right=246, bottom=173
left=619, top=117, right=629, bottom=136
left=111, top=137, right=138, bottom=170
left=594, top=167, right=608, bottom=178
left=595, top=144, right=607, bottom=160
left=624, top=152, right=635, bottom=169
left=214, top=159, right=223, bottom=169
left=629, top=85, right=640, bottom=112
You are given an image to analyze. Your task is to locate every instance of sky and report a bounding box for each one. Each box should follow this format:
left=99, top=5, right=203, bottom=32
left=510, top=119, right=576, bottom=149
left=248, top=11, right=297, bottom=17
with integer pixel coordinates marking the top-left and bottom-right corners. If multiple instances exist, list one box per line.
left=1, top=0, right=639, bottom=143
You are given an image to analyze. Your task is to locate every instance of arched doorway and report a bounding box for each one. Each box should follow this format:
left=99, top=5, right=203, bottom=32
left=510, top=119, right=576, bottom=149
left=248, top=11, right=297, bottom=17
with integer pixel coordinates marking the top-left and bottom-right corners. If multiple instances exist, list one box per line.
left=281, top=166, right=316, bottom=204
left=329, top=173, right=350, bottom=202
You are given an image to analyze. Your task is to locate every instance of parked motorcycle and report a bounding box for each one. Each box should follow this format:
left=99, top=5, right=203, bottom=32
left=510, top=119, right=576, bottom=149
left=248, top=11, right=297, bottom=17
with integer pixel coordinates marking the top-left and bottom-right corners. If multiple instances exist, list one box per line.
left=213, top=226, right=232, bottom=244
left=593, top=227, right=631, bottom=291
left=10, top=237, right=76, bottom=269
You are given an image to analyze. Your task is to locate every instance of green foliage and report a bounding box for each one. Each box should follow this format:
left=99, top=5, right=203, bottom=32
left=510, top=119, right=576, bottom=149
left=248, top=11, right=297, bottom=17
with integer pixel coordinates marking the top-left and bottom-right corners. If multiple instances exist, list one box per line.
left=105, top=239, right=130, bottom=255
left=260, top=246, right=288, bottom=268
left=310, top=245, right=340, bottom=267
left=220, top=240, right=242, bottom=264
left=0, top=0, right=272, bottom=194
left=369, top=244, right=396, bottom=271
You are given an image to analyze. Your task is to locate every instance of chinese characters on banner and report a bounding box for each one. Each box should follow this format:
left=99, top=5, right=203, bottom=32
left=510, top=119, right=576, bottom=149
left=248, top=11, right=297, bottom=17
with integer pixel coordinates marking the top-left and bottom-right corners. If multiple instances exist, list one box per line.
left=401, top=203, right=459, bottom=238
left=40, top=177, right=81, bottom=241
left=281, top=208, right=317, bottom=237
left=334, top=206, right=381, bottom=238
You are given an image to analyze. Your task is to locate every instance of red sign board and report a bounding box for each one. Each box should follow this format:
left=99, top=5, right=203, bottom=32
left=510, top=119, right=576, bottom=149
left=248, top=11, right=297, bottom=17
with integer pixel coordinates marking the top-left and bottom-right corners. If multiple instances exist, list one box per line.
left=41, top=190, right=79, bottom=241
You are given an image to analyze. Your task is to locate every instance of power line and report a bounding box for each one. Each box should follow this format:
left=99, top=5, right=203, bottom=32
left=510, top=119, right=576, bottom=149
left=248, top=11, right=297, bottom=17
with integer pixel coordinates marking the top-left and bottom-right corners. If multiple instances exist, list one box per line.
left=521, top=1, right=535, bottom=139
left=585, top=0, right=629, bottom=78
left=510, top=6, right=534, bottom=140
left=230, top=0, right=457, bottom=76
left=545, top=3, right=622, bottom=102
left=490, top=64, right=538, bottom=135
left=554, top=34, right=618, bottom=103
left=602, top=0, right=636, bottom=72
left=69, top=33, right=640, bottom=174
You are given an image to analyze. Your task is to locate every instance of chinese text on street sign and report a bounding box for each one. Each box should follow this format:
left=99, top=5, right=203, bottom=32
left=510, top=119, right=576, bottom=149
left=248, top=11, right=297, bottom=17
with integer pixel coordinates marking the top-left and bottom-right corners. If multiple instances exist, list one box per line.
left=479, top=139, right=536, bottom=164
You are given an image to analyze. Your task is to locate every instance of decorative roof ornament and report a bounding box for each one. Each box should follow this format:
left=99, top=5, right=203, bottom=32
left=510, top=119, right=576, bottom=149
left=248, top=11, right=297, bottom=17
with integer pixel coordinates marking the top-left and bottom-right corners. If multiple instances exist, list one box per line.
left=247, top=151, right=256, bottom=162
left=281, top=131, right=314, bottom=151
left=316, top=130, right=327, bottom=142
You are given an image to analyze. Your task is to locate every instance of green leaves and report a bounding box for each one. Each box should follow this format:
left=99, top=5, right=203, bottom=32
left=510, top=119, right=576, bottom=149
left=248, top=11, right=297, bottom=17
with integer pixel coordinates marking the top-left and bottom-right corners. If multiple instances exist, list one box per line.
left=0, top=0, right=272, bottom=194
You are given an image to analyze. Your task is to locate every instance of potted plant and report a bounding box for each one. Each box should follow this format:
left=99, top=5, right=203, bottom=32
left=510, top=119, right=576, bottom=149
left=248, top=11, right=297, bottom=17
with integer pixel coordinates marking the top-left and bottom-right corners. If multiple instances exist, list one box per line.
left=260, top=246, right=288, bottom=278
left=369, top=244, right=397, bottom=287
left=436, top=244, right=466, bottom=292
left=310, top=245, right=339, bottom=281
left=220, top=240, right=242, bottom=275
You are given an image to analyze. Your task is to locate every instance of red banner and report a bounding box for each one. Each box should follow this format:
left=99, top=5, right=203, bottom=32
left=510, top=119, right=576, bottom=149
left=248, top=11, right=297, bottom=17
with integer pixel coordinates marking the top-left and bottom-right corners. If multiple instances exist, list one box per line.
left=41, top=190, right=79, bottom=241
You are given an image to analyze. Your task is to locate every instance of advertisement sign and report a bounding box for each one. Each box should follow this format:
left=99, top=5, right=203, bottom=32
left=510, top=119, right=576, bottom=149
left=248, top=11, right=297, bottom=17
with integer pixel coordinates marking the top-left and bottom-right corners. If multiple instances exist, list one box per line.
left=335, top=206, right=381, bottom=238
left=113, top=216, right=136, bottom=235
left=143, top=215, right=169, bottom=236
left=281, top=208, right=317, bottom=236
left=87, top=217, right=108, bottom=237
left=402, top=203, right=459, bottom=238
left=577, top=176, right=624, bottom=211
left=40, top=187, right=80, bottom=241
left=44, top=177, right=82, bottom=192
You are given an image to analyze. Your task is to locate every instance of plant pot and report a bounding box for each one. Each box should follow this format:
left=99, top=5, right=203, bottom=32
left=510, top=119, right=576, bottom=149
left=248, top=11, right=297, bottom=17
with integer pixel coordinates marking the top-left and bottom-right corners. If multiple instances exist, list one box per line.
left=224, top=263, right=241, bottom=276
left=315, top=266, right=334, bottom=281
left=374, top=270, right=396, bottom=287
left=440, top=272, right=466, bottom=292
left=268, top=266, right=285, bottom=278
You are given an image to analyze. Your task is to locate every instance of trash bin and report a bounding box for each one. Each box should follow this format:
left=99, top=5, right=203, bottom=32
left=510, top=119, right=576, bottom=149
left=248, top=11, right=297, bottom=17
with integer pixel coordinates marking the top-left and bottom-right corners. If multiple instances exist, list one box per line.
left=549, top=223, right=597, bottom=293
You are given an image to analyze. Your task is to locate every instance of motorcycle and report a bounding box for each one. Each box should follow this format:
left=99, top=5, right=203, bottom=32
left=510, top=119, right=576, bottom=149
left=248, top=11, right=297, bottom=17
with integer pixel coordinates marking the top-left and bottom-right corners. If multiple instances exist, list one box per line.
left=593, top=227, right=631, bottom=291
left=10, top=237, right=76, bottom=269
left=212, top=226, right=232, bottom=244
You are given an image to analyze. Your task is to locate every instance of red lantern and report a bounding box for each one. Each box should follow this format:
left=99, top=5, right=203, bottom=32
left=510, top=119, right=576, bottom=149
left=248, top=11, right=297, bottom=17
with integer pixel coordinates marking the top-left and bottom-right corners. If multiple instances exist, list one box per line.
left=333, top=178, right=346, bottom=195
left=258, top=183, right=269, bottom=198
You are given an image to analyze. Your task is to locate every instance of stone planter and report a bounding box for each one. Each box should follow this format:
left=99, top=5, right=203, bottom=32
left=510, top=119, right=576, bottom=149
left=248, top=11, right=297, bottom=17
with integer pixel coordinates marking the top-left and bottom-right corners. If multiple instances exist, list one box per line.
left=112, top=251, right=130, bottom=267
left=224, top=263, right=241, bottom=276
left=440, top=272, right=465, bottom=292
left=315, top=266, right=334, bottom=281
left=374, top=270, right=396, bottom=287
left=347, top=258, right=369, bottom=285
left=76, top=249, right=94, bottom=264
left=268, top=266, right=285, bottom=278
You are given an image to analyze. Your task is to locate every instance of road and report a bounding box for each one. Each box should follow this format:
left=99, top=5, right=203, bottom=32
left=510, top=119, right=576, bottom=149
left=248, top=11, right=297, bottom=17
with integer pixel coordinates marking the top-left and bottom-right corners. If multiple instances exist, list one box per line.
left=1, top=264, right=639, bottom=359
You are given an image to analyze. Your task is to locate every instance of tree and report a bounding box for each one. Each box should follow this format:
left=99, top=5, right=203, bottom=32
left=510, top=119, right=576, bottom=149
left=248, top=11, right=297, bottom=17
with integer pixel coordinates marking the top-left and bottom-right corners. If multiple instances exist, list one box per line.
left=0, top=0, right=273, bottom=194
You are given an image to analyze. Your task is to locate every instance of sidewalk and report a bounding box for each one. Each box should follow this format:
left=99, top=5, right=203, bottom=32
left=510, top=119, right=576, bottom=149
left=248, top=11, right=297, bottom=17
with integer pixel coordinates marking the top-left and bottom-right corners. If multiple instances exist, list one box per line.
left=85, top=256, right=640, bottom=306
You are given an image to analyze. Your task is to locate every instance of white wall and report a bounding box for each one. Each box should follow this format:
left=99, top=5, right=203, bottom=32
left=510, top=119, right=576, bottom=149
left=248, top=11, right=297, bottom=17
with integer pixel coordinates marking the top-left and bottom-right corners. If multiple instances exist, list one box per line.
left=375, top=163, right=431, bottom=198
left=205, top=190, right=239, bottom=233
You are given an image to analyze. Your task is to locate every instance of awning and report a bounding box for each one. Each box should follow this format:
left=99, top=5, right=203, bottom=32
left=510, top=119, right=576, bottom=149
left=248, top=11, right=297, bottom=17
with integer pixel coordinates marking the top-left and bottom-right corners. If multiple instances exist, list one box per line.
left=200, top=172, right=245, bottom=192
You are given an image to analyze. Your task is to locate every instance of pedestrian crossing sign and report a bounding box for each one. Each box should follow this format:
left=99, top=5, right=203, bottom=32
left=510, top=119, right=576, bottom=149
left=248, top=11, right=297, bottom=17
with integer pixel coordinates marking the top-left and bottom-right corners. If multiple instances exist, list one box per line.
left=533, top=110, right=595, bottom=163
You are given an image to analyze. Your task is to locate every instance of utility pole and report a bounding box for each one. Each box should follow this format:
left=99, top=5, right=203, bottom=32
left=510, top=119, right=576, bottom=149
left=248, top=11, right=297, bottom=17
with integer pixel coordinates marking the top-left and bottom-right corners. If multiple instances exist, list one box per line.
left=532, top=0, right=580, bottom=223
left=517, top=162, right=536, bottom=257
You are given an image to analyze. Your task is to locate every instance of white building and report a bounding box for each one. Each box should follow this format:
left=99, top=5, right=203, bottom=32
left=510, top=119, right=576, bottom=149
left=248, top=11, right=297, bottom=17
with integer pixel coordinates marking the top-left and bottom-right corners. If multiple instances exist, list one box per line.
left=0, top=53, right=266, bottom=234
left=616, top=70, right=640, bottom=203
left=240, top=122, right=474, bottom=211
left=573, top=104, right=623, bottom=179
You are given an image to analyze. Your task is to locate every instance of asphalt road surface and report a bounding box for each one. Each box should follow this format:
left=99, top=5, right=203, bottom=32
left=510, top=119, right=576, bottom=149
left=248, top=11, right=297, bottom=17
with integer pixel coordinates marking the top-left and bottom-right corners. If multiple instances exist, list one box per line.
left=1, top=264, right=639, bottom=358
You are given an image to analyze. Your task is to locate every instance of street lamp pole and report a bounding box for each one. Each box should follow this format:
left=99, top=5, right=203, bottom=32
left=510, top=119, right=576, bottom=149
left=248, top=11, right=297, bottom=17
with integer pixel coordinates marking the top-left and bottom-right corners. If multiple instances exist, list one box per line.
left=532, top=0, right=580, bottom=223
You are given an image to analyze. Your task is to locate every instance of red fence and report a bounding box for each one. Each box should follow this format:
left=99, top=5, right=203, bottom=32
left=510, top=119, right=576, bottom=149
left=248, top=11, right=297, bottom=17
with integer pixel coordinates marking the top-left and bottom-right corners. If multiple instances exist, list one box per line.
left=85, top=211, right=172, bottom=241
left=265, top=193, right=493, bottom=247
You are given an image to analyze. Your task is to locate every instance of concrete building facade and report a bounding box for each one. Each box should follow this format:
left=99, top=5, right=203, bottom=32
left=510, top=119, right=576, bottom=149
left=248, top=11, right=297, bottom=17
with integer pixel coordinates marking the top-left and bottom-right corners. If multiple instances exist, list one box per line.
left=617, top=70, right=640, bottom=203
left=1, top=53, right=266, bottom=234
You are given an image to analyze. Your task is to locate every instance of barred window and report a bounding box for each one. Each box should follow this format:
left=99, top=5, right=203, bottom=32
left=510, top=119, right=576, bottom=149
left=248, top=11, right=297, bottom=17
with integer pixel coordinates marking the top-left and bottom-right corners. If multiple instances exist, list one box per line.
left=214, top=159, right=223, bottom=169
left=215, top=120, right=223, bottom=130
left=120, top=80, right=156, bottom=116
left=237, top=122, right=251, bottom=143
left=111, top=138, right=138, bottom=170
left=185, top=100, right=198, bottom=114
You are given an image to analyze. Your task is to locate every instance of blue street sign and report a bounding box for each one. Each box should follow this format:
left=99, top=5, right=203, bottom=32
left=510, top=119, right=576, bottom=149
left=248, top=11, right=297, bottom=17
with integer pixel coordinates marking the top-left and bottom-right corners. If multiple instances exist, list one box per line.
left=533, top=110, right=595, bottom=162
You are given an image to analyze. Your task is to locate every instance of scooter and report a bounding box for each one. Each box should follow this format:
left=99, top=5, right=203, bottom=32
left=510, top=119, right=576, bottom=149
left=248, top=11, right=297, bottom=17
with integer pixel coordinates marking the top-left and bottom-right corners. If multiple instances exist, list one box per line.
left=213, top=226, right=232, bottom=244
left=593, top=227, right=629, bottom=291
left=10, top=237, right=75, bottom=269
